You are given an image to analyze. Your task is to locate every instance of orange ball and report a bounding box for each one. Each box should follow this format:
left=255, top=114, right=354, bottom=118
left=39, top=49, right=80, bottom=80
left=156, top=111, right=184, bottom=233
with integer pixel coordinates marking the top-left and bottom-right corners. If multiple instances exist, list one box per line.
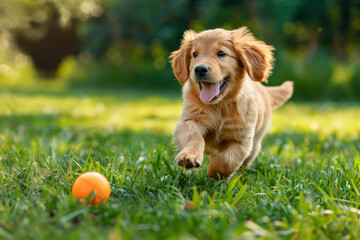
left=72, top=172, right=111, bottom=205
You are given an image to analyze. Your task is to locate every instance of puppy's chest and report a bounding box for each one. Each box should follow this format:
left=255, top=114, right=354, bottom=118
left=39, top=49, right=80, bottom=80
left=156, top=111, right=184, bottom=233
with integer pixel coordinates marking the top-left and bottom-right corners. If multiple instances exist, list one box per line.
left=204, top=109, right=251, bottom=149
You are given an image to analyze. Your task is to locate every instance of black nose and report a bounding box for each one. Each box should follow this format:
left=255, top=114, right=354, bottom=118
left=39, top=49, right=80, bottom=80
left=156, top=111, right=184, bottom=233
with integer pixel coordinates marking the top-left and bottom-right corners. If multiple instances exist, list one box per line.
left=195, top=65, right=209, bottom=78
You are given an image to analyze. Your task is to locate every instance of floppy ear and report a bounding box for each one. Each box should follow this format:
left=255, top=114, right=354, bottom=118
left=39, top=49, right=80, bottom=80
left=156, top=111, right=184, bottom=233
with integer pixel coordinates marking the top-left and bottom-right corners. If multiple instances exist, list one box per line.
left=232, top=27, right=274, bottom=82
left=170, top=30, right=197, bottom=84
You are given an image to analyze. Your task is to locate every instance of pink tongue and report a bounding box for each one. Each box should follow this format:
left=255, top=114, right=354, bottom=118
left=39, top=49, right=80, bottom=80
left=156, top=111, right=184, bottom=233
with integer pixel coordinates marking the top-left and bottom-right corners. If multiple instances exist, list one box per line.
left=200, top=82, right=220, bottom=102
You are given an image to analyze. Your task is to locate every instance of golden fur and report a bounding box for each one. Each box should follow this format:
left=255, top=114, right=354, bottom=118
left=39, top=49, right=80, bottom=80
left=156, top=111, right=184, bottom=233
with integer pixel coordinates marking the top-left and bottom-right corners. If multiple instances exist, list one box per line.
left=170, top=27, right=293, bottom=179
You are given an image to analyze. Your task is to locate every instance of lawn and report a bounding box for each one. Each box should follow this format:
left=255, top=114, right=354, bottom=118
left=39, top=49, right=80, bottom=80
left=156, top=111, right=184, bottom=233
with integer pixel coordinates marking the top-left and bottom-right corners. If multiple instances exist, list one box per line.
left=1, top=88, right=360, bottom=239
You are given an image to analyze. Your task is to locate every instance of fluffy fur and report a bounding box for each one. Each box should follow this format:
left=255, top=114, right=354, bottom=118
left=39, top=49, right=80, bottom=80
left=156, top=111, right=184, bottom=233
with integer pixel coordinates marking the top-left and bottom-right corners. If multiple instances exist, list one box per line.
left=170, top=27, right=293, bottom=179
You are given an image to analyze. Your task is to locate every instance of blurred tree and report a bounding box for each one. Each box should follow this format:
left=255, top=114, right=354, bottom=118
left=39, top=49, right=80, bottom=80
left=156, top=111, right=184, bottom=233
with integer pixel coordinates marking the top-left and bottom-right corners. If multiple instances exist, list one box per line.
left=288, top=0, right=360, bottom=61
left=14, top=6, right=80, bottom=75
left=1, top=0, right=359, bottom=99
left=83, top=0, right=191, bottom=61
left=3, top=0, right=359, bottom=71
left=0, top=0, right=100, bottom=75
left=80, top=0, right=359, bottom=62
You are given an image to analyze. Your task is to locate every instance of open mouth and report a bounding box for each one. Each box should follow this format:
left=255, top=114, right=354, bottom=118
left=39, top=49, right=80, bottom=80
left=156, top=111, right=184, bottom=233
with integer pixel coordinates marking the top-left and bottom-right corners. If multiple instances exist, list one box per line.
left=199, top=76, right=229, bottom=103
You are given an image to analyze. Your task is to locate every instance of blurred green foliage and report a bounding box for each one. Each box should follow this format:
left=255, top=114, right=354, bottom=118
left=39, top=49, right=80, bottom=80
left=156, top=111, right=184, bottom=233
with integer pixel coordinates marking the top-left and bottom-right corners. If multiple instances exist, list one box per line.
left=0, top=0, right=359, bottom=100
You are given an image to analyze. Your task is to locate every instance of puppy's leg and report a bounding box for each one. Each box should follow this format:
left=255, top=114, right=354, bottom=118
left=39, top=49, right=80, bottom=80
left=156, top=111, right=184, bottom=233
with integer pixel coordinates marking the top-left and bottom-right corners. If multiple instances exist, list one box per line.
left=242, top=121, right=270, bottom=167
left=207, top=141, right=252, bottom=179
left=174, top=120, right=205, bottom=170
left=242, top=140, right=261, bottom=168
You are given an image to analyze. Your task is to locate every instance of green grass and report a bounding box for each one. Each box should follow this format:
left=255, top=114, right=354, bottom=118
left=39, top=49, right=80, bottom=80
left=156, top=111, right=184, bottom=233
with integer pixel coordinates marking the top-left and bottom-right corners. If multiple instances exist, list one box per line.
left=1, top=88, right=360, bottom=239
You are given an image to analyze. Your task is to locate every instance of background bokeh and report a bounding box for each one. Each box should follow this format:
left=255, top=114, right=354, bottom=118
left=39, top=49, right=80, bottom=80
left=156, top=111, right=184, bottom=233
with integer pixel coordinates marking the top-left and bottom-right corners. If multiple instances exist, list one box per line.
left=1, top=2, right=360, bottom=239
left=0, top=0, right=359, bottom=99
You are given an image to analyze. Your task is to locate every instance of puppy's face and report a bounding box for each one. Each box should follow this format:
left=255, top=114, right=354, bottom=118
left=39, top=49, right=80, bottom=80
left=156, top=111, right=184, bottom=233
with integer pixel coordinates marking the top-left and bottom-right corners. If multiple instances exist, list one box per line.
left=170, top=28, right=274, bottom=104
left=188, top=31, right=239, bottom=103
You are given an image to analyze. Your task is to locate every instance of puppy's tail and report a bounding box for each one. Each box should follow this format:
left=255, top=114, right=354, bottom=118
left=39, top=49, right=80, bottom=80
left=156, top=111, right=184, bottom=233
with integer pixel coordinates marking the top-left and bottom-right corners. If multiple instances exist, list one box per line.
left=266, top=81, right=294, bottom=109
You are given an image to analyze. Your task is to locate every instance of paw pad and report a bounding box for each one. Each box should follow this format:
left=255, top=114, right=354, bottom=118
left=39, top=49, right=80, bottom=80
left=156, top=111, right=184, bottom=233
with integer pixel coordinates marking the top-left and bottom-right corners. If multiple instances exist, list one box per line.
left=185, top=159, right=193, bottom=168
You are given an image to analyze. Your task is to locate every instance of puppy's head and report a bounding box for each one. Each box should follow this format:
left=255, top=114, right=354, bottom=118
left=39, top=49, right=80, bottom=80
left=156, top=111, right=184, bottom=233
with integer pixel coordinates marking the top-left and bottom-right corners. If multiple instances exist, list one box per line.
left=170, top=27, right=274, bottom=104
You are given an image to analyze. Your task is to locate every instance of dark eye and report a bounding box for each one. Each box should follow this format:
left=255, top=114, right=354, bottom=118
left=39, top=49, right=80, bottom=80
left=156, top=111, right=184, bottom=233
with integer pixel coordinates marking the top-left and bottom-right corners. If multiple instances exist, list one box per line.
left=217, top=51, right=226, bottom=57
left=193, top=51, right=198, bottom=57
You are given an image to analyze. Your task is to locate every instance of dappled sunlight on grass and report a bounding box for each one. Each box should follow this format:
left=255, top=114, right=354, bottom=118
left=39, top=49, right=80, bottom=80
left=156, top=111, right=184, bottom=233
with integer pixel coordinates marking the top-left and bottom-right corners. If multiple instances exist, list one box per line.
left=0, top=90, right=182, bottom=133
left=271, top=102, right=360, bottom=139
left=1, top=89, right=359, bottom=138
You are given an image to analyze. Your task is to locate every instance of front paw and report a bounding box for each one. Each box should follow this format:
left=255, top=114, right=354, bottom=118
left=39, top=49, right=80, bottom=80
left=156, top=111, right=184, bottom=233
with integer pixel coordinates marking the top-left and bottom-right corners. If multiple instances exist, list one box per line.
left=175, top=149, right=203, bottom=170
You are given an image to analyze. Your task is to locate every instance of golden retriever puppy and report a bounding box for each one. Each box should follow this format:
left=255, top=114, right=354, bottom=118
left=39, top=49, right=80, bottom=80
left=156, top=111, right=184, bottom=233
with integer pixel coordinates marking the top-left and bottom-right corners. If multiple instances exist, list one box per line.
left=170, top=27, right=293, bottom=179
